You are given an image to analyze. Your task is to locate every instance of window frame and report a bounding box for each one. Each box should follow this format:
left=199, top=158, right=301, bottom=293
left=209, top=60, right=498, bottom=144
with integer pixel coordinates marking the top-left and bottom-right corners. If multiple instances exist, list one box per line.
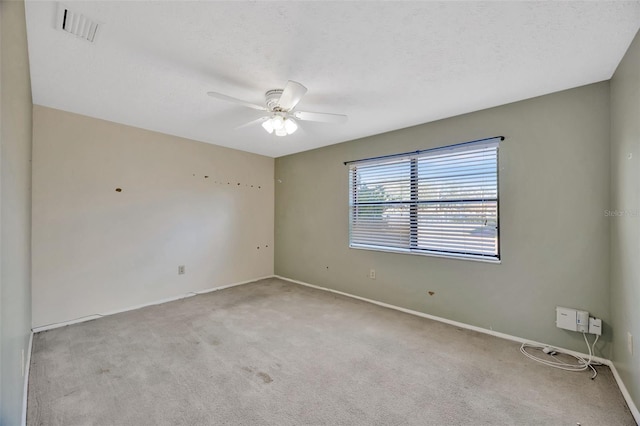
left=347, top=137, right=502, bottom=263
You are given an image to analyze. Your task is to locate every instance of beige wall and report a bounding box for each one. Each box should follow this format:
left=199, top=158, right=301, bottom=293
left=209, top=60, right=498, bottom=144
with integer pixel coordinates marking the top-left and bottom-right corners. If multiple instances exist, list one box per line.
left=1, top=0, right=33, bottom=424
left=32, top=106, right=274, bottom=328
left=610, top=29, right=640, bottom=410
left=275, top=82, right=611, bottom=355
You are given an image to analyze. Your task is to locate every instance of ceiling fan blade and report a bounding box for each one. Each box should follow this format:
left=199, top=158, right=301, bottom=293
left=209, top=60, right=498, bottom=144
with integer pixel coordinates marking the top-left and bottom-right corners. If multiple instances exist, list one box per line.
left=293, top=110, right=348, bottom=124
left=235, top=116, right=269, bottom=129
left=277, top=81, right=307, bottom=111
left=207, top=92, right=267, bottom=111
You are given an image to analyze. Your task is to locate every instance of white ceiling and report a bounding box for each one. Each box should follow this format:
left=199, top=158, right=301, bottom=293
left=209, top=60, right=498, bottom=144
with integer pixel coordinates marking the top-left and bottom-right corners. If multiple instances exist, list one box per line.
left=25, top=1, right=640, bottom=158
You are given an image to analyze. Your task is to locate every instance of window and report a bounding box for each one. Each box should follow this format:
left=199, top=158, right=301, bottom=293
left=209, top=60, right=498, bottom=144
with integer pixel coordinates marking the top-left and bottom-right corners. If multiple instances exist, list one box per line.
left=348, top=137, right=500, bottom=261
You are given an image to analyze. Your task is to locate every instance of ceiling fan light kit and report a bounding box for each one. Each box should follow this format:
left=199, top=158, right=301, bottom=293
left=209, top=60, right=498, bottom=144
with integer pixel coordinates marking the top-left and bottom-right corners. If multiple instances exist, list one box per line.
left=261, top=114, right=298, bottom=136
left=207, top=80, right=347, bottom=138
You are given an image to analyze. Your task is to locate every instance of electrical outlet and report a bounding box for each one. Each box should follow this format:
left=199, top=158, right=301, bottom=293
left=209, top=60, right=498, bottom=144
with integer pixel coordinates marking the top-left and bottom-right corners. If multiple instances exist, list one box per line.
left=628, top=332, right=634, bottom=355
left=369, top=269, right=376, bottom=279
left=178, top=265, right=185, bottom=275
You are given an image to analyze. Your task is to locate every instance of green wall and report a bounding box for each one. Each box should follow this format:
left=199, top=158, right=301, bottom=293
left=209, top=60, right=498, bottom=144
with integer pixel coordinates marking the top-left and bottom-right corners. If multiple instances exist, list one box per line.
left=0, top=0, right=33, bottom=424
left=610, top=29, right=640, bottom=411
left=275, top=82, right=611, bottom=356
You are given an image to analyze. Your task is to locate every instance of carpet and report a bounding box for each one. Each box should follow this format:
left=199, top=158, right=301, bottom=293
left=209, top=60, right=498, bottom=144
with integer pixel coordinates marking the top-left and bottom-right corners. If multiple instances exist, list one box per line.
left=27, top=278, right=635, bottom=425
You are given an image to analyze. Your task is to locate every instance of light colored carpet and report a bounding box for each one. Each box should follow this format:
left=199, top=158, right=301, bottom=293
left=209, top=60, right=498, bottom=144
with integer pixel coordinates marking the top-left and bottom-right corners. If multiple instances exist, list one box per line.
left=28, top=278, right=635, bottom=425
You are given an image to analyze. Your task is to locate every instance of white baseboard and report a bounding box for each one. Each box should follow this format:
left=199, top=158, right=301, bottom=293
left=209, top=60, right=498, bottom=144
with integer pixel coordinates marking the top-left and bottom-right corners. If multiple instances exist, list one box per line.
left=32, top=275, right=274, bottom=333
left=21, top=330, right=33, bottom=426
left=33, top=314, right=106, bottom=332
left=609, top=361, right=640, bottom=423
left=192, top=276, right=272, bottom=295
left=274, top=275, right=639, bottom=422
left=274, top=275, right=608, bottom=363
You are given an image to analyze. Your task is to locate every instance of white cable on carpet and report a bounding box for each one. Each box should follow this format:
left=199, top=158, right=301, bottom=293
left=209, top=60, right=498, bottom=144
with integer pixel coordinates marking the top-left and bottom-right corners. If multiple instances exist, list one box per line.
left=520, top=332, right=600, bottom=379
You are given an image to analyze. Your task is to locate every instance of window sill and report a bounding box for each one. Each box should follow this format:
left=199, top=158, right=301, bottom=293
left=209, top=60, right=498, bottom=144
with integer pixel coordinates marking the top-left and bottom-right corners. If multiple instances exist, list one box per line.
left=349, top=244, right=501, bottom=264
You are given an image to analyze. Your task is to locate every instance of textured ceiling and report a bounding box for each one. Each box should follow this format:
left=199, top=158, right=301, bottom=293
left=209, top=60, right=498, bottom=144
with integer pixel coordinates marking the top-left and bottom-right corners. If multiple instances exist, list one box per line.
left=25, top=1, right=640, bottom=158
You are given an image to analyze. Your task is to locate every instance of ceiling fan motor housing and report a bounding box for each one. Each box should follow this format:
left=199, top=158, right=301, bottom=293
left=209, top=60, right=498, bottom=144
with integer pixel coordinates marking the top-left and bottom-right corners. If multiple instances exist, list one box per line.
left=265, top=89, right=285, bottom=111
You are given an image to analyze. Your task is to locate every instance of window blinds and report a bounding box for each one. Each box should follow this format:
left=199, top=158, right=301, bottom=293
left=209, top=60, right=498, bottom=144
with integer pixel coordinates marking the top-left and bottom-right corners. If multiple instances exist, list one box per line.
left=348, top=137, right=500, bottom=260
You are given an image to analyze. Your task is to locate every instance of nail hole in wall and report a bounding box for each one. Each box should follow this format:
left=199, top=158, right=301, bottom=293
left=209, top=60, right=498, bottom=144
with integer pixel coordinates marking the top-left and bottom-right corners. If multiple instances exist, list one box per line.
left=428, top=291, right=435, bottom=296
left=115, top=188, right=122, bottom=192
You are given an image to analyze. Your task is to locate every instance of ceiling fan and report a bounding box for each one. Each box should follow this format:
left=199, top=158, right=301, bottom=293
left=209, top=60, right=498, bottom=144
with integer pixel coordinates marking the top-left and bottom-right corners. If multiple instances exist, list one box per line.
left=207, top=81, right=347, bottom=137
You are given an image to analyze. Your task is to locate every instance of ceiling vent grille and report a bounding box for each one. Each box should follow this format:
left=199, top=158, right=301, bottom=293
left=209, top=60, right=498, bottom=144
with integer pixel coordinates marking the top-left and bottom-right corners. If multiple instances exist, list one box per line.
left=56, top=4, right=100, bottom=43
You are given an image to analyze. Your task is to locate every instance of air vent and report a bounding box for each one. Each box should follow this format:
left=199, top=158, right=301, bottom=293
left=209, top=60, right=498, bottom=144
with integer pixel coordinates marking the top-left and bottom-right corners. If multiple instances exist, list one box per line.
left=56, top=4, right=100, bottom=43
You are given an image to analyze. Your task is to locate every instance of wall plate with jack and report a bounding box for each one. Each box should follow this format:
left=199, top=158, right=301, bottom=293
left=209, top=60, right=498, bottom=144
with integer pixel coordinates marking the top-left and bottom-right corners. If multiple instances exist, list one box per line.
left=588, top=317, right=602, bottom=335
